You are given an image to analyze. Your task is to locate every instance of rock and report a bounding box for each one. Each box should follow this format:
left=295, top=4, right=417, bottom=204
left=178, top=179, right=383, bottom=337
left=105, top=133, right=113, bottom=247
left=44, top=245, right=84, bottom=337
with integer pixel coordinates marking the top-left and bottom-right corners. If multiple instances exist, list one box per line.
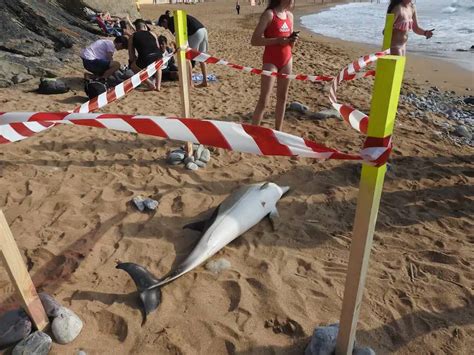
left=194, top=144, right=205, bottom=161
left=184, top=156, right=195, bottom=165
left=186, top=162, right=199, bottom=171
left=12, top=73, right=33, bottom=84
left=39, top=293, right=62, bottom=318
left=195, top=160, right=207, bottom=168
left=464, top=96, right=474, bottom=105
left=132, top=196, right=145, bottom=212
left=305, top=323, right=339, bottom=355
left=199, top=149, right=211, bottom=163
left=454, top=125, right=472, bottom=139
left=12, top=331, right=52, bottom=355
left=308, top=109, right=341, bottom=120
left=288, top=101, right=309, bottom=114
left=167, top=149, right=186, bottom=165
left=143, top=198, right=159, bottom=211
left=0, top=79, right=13, bottom=88
left=353, top=347, right=376, bottom=355
left=51, top=307, right=83, bottom=345
left=0, top=59, right=27, bottom=81
left=0, top=40, right=45, bottom=57
left=76, top=350, right=87, bottom=355
left=0, top=309, right=32, bottom=348
left=205, top=258, right=231, bottom=273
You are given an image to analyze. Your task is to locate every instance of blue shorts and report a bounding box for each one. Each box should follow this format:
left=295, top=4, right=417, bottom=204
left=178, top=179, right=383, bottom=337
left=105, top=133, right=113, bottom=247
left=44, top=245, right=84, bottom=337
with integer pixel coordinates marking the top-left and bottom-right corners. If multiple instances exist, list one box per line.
left=82, top=58, right=110, bottom=76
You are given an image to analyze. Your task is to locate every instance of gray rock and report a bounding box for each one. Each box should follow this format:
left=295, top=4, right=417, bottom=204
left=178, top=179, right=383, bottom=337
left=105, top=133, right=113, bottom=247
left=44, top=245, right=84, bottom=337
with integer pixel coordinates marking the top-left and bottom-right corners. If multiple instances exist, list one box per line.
left=309, top=109, right=341, bottom=120
left=132, top=196, right=145, bottom=212
left=305, top=323, right=339, bottom=355
left=0, top=309, right=32, bottom=348
left=143, top=198, right=159, bottom=211
left=39, top=293, right=62, bottom=318
left=76, top=350, right=87, bottom=355
left=305, top=323, right=375, bottom=355
left=199, top=149, right=211, bottom=163
left=0, top=78, right=13, bottom=88
left=12, top=331, right=52, bottom=355
left=195, top=159, right=207, bottom=168
left=167, top=149, right=186, bottom=165
left=186, top=162, right=199, bottom=171
left=194, top=144, right=205, bottom=161
left=51, top=307, right=83, bottom=345
left=454, top=125, right=472, bottom=139
left=288, top=101, right=309, bottom=114
left=0, top=40, right=45, bottom=57
left=184, top=156, right=195, bottom=165
left=0, top=60, right=27, bottom=81
left=464, top=96, right=474, bottom=105
left=12, top=73, right=33, bottom=84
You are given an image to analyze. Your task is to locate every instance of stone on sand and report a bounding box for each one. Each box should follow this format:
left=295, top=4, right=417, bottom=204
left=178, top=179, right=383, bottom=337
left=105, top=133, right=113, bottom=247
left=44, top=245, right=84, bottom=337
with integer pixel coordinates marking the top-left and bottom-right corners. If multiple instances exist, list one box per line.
left=0, top=309, right=32, bottom=348
left=186, top=162, right=199, bottom=171
left=39, top=293, right=62, bottom=318
left=205, top=258, right=231, bottom=273
left=199, top=149, right=211, bottom=163
left=51, top=307, right=83, bottom=345
left=12, top=331, right=52, bottom=355
left=288, top=101, right=309, bottom=114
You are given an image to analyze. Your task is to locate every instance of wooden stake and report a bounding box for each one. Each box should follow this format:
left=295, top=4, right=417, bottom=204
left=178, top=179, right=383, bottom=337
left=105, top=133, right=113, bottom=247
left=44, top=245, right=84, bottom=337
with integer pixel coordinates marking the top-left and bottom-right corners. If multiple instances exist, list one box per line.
left=174, top=10, right=193, bottom=157
left=335, top=55, right=406, bottom=355
left=0, top=210, right=48, bottom=330
left=382, top=13, right=394, bottom=51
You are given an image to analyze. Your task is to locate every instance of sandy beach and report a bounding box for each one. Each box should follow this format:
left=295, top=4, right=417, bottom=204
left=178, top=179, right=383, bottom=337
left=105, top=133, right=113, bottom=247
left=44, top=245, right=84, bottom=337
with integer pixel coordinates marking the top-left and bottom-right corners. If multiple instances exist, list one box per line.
left=0, top=0, right=473, bottom=354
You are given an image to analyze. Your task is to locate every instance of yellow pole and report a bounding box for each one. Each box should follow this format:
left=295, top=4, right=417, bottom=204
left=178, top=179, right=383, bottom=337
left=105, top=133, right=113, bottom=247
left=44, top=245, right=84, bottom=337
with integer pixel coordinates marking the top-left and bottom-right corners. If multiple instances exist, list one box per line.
left=382, top=13, right=394, bottom=51
left=0, top=211, right=49, bottom=331
left=174, top=10, right=193, bottom=157
left=335, top=55, right=406, bottom=355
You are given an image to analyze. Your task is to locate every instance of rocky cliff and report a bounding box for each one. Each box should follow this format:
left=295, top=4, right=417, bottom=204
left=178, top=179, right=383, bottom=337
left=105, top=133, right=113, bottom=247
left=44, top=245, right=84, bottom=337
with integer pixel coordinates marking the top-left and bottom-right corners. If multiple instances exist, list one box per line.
left=0, top=0, right=138, bottom=87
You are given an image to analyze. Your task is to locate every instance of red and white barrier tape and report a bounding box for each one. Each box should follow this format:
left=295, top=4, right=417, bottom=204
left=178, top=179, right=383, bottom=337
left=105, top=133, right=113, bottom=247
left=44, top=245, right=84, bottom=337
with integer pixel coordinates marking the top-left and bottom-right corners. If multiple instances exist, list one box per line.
left=72, top=52, right=173, bottom=114
left=0, top=112, right=390, bottom=165
left=329, top=49, right=390, bottom=134
left=185, top=48, right=334, bottom=83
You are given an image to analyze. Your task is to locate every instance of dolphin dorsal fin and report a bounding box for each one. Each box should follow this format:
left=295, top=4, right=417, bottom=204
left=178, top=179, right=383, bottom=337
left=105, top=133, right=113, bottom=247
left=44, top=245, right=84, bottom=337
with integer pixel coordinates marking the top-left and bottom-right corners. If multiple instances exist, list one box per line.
left=260, top=182, right=270, bottom=190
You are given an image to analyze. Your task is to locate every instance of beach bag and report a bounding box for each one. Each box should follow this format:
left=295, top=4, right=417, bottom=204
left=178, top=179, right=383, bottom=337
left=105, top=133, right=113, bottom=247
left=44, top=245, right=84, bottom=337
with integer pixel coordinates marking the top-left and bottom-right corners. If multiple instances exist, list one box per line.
left=84, top=79, right=107, bottom=99
left=107, top=68, right=134, bottom=87
left=38, top=78, right=69, bottom=95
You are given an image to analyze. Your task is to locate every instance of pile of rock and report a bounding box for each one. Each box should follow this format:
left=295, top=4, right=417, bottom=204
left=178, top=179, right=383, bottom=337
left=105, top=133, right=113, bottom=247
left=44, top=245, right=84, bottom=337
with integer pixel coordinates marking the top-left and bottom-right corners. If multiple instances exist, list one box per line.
left=0, top=293, right=83, bottom=354
left=166, top=144, right=211, bottom=170
left=401, top=88, right=473, bottom=146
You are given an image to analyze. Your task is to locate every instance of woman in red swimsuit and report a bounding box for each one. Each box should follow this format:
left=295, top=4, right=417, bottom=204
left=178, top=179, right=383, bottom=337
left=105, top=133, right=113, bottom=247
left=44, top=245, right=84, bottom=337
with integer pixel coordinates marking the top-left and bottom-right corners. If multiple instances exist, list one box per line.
left=251, top=0, right=298, bottom=131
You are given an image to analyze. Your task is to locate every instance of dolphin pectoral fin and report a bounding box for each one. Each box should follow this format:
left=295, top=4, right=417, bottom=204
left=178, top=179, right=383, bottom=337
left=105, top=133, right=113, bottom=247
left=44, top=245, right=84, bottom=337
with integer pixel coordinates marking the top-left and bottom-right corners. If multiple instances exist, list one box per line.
left=183, top=205, right=220, bottom=232
left=268, top=207, right=281, bottom=231
left=116, top=262, right=162, bottom=321
left=183, top=219, right=208, bottom=232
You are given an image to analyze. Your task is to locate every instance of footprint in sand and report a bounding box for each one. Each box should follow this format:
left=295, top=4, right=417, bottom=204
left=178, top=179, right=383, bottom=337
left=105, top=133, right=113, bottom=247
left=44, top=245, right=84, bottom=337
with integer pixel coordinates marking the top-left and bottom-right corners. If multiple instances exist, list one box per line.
left=93, top=310, right=128, bottom=342
left=222, top=280, right=241, bottom=312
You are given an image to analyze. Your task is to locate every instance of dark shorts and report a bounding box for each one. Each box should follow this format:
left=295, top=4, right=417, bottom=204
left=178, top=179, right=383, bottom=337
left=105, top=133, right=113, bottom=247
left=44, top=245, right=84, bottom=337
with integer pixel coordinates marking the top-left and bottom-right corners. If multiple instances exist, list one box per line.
left=82, top=58, right=110, bottom=76
left=136, top=52, right=163, bottom=69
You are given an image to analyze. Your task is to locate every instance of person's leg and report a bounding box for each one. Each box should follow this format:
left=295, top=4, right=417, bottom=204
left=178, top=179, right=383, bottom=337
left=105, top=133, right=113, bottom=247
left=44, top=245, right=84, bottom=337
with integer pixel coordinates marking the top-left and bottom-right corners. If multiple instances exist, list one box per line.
left=131, top=60, right=155, bottom=90
left=155, top=68, right=162, bottom=91
left=101, top=60, right=120, bottom=79
left=274, top=59, right=292, bottom=131
left=252, top=63, right=277, bottom=126
left=196, top=62, right=208, bottom=87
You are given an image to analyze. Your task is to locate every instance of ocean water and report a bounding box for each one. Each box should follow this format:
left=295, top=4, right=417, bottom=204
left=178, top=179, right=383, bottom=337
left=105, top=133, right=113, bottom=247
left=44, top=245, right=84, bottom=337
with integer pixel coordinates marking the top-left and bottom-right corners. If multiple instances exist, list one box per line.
left=300, top=0, right=474, bottom=71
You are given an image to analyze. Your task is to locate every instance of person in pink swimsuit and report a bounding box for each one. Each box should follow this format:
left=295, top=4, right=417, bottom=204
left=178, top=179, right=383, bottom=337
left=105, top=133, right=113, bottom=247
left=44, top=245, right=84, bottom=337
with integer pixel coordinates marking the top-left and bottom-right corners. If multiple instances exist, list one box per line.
left=251, top=0, right=298, bottom=131
left=388, top=0, right=434, bottom=56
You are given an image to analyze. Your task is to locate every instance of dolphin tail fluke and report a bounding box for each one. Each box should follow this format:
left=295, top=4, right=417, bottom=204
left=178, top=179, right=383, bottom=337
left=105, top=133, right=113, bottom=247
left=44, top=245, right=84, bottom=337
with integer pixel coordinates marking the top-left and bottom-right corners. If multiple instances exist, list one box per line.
left=116, top=262, right=162, bottom=322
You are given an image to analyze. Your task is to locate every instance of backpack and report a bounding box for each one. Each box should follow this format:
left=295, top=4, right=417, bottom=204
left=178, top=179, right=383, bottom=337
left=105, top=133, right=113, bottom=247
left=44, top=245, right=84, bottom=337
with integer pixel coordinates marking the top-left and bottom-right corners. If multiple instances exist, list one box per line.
left=38, top=78, right=70, bottom=95
left=84, top=79, right=107, bottom=100
left=107, top=68, right=134, bottom=87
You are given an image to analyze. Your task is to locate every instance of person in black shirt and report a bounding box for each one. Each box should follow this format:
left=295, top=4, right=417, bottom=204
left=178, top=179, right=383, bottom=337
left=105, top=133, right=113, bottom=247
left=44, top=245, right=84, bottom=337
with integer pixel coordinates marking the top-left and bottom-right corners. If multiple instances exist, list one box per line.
left=157, top=12, right=209, bottom=87
left=129, top=20, right=163, bottom=91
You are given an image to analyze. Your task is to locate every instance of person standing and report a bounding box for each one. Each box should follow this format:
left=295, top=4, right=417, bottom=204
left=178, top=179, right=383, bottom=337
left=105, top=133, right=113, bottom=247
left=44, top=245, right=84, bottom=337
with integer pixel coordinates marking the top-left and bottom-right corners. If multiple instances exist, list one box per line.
left=236, top=0, right=241, bottom=15
left=157, top=12, right=209, bottom=87
left=387, top=0, right=434, bottom=56
left=250, top=0, right=298, bottom=131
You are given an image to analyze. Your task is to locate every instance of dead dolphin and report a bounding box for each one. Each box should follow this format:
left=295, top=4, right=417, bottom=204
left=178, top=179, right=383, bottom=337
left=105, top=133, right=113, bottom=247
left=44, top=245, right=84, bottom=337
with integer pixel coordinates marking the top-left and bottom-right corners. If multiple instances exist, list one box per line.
left=117, top=182, right=289, bottom=318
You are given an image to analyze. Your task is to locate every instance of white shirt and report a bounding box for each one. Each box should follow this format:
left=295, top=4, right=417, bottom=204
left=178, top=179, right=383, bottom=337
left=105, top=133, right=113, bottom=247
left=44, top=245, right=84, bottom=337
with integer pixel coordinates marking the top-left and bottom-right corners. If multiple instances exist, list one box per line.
left=81, top=40, right=115, bottom=61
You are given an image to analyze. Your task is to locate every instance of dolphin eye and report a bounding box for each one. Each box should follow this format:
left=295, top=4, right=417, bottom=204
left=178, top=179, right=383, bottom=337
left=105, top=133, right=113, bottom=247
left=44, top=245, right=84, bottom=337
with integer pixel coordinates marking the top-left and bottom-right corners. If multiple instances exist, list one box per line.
left=261, top=201, right=266, bottom=207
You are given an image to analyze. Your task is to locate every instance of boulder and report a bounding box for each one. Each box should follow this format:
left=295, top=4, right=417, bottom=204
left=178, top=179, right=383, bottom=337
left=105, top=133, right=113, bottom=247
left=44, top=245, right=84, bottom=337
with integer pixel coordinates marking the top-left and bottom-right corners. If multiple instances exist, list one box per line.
left=39, top=293, right=63, bottom=318
left=12, top=331, right=52, bottom=355
left=0, top=309, right=32, bottom=348
left=12, top=73, right=34, bottom=84
left=51, top=307, right=83, bottom=345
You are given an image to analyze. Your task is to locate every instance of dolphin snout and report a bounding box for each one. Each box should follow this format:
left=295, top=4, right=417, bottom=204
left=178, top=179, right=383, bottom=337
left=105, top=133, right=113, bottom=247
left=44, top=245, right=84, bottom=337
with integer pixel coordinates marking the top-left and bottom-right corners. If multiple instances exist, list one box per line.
left=280, top=185, right=290, bottom=196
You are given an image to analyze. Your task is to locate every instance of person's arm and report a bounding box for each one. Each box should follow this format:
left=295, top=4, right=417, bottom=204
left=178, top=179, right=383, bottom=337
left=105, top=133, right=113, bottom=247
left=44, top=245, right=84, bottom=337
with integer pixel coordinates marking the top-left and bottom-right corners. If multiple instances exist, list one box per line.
left=126, top=14, right=136, bottom=31
left=412, top=5, right=434, bottom=38
left=288, top=12, right=298, bottom=48
left=251, top=10, right=294, bottom=46
left=128, top=34, right=137, bottom=63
